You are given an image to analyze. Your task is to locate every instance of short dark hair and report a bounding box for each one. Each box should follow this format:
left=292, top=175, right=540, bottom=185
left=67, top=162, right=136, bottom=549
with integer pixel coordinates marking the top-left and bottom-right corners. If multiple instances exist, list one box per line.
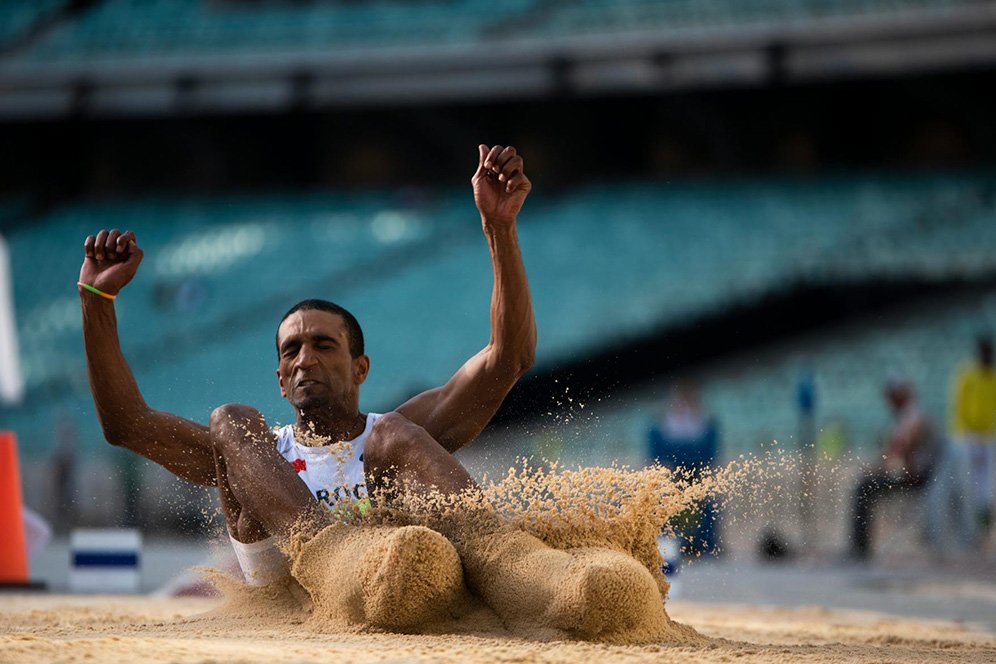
left=276, top=299, right=365, bottom=358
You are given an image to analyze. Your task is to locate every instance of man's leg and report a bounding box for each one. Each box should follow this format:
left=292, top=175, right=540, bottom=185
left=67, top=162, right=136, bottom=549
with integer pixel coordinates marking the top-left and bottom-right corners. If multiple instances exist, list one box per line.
left=964, top=441, right=987, bottom=530
left=976, top=441, right=996, bottom=531
left=210, top=403, right=324, bottom=543
left=210, top=403, right=332, bottom=598
left=362, top=412, right=670, bottom=640
left=950, top=442, right=980, bottom=548
left=363, top=412, right=477, bottom=500
left=850, top=470, right=894, bottom=559
left=922, top=445, right=952, bottom=555
left=211, top=404, right=465, bottom=628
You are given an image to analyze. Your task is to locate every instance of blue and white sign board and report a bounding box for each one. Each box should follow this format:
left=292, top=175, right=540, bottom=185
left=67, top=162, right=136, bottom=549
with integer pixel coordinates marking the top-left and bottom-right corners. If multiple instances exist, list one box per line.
left=69, top=529, right=142, bottom=593
left=657, top=535, right=682, bottom=599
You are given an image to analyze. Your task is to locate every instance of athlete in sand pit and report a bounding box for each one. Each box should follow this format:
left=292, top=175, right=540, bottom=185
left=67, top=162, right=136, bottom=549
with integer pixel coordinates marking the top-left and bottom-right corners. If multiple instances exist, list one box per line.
left=78, top=145, right=663, bottom=639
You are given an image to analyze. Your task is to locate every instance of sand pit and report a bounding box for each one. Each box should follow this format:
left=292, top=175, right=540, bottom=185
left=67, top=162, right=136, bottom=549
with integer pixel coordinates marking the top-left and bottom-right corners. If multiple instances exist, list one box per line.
left=1, top=593, right=993, bottom=663
left=8, top=460, right=991, bottom=662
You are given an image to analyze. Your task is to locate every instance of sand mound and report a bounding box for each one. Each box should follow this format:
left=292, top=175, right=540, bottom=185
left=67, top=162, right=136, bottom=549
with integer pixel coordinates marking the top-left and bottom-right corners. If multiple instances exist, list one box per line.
left=453, top=526, right=692, bottom=643
left=291, top=524, right=465, bottom=630
left=555, top=547, right=677, bottom=641
left=260, top=460, right=740, bottom=644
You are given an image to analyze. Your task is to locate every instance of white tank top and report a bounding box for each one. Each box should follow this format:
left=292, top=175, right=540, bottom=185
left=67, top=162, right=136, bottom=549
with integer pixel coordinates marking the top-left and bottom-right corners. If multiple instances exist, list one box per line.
left=274, top=412, right=381, bottom=512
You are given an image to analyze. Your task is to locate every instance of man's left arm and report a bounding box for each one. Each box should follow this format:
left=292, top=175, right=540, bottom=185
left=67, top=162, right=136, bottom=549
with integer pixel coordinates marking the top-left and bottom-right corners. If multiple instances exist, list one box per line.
left=396, top=144, right=536, bottom=452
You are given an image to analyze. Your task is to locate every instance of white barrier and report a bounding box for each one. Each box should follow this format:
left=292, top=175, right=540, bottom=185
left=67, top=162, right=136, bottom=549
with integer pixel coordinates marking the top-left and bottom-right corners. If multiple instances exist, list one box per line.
left=0, top=235, right=23, bottom=405
left=69, top=528, right=142, bottom=594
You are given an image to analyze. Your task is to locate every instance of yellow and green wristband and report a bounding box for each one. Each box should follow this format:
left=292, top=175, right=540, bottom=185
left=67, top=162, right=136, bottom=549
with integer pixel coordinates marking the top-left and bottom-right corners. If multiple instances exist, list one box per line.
left=77, top=282, right=116, bottom=301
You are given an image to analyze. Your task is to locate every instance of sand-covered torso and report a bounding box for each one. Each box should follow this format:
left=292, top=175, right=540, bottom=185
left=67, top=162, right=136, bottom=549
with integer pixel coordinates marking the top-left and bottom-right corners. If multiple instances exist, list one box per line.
left=274, top=414, right=380, bottom=509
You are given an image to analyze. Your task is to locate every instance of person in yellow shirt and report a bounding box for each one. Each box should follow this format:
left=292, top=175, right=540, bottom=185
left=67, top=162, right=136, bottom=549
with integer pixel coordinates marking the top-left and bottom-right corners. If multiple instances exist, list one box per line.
left=950, top=336, right=996, bottom=532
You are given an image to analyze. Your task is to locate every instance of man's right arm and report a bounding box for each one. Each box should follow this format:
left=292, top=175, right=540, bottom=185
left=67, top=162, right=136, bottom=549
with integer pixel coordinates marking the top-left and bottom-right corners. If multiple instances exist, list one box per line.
left=80, top=230, right=216, bottom=486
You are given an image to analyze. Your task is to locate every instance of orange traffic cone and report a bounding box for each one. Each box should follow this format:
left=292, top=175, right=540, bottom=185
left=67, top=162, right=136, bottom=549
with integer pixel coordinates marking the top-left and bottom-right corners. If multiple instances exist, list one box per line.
left=0, top=430, right=43, bottom=589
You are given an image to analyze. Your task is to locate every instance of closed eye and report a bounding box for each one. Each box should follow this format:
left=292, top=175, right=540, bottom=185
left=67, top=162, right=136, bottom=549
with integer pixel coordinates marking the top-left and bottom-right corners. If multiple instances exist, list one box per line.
left=313, top=335, right=338, bottom=350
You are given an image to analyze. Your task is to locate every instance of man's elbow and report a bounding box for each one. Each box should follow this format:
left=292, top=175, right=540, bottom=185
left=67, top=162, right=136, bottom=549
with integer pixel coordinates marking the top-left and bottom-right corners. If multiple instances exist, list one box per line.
left=98, top=416, right=142, bottom=450
left=490, top=331, right=536, bottom=379
left=503, top=346, right=535, bottom=379
left=515, top=328, right=537, bottom=374
left=518, top=346, right=536, bottom=376
left=100, top=424, right=131, bottom=448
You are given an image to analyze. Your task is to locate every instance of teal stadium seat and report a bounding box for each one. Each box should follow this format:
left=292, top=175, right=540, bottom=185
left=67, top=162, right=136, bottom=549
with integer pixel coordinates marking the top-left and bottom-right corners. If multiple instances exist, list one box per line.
left=533, top=293, right=996, bottom=467
left=526, top=0, right=985, bottom=39
left=0, top=0, right=65, bottom=49
left=21, top=0, right=537, bottom=62
left=9, top=0, right=984, bottom=64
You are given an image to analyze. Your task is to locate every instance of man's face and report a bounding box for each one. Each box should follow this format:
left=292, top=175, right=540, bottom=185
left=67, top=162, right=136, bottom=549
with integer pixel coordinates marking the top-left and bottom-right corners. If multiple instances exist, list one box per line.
left=276, top=310, right=369, bottom=414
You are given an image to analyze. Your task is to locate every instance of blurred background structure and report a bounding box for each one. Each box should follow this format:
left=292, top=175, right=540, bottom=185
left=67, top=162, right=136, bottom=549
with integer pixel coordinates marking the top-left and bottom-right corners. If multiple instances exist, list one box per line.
left=1, top=0, right=996, bottom=593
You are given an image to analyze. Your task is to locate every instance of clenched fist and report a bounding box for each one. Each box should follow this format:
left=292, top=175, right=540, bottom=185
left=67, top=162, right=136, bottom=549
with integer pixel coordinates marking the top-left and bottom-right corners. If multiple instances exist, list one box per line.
left=79, top=229, right=144, bottom=297
left=473, top=144, right=531, bottom=226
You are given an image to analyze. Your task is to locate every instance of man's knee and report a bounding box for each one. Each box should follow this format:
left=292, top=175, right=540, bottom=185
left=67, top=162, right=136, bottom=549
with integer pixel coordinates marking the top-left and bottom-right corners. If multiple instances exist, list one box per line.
left=210, top=402, right=263, bottom=430
left=210, top=403, right=266, bottom=450
left=365, top=412, right=424, bottom=468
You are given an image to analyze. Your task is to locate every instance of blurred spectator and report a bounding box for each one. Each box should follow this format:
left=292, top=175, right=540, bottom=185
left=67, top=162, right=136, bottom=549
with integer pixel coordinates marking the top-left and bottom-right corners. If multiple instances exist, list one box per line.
left=922, top=434, right=976, bottom=557
left=849, top=377, right=939, bottom=560
left=949, top=335, right=996, bottom=534
left=648, top=381, right=719, bottom=554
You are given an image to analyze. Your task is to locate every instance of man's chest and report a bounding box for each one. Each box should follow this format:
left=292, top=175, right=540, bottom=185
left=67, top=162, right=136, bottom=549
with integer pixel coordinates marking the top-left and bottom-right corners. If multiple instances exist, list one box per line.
left=282, top=451, right=367, bottom=508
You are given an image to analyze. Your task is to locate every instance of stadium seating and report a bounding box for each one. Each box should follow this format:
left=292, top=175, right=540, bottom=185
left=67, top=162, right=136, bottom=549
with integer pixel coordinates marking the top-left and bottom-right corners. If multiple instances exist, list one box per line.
left=0, top=0, right=65, bottom=50
left=535, top=290, right=996, bottom=468
left=524, top=0, right=988, bottom=39
left=6, top=0, right=985, bottom=64
left=2, top=170, right=994, bottom=459
left=20, top=0, right=536, bottom=62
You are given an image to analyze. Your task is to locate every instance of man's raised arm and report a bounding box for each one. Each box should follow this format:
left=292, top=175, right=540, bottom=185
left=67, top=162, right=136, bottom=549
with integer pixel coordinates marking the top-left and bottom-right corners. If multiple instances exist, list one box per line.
left=79, top=229, right=216, bottom=486
left=397, top=144, right=536, bottom=452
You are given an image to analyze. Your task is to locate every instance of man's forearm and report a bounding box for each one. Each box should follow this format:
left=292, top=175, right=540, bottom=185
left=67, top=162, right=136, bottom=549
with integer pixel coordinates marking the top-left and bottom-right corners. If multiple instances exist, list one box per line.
left=482, top=217, right=536, bottom=375
left=392, top=145, right=534, bottom=449
left=80, top=289, right=216, bottom=485
left=80, top=290, right=150, bottom=440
